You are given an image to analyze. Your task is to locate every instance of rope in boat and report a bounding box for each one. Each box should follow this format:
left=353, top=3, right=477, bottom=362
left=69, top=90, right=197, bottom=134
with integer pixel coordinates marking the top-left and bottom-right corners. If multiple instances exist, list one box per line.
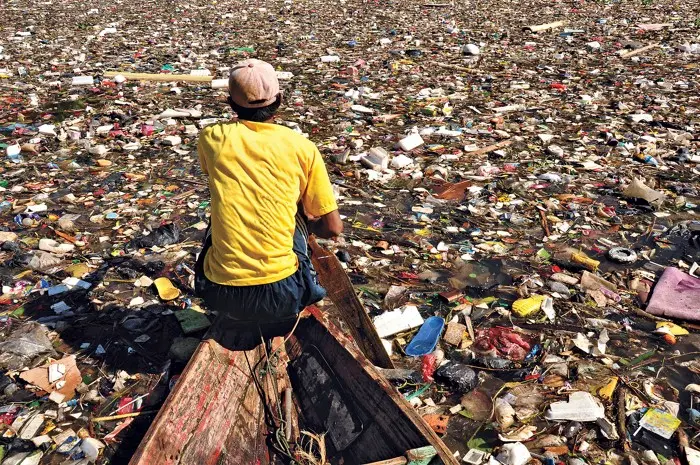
left=242, top=313, right=327, bottom=465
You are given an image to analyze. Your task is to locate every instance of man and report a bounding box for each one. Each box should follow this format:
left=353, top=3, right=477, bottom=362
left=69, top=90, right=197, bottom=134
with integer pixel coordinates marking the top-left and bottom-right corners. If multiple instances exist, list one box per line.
left=195, top=59, right=342, bottom=349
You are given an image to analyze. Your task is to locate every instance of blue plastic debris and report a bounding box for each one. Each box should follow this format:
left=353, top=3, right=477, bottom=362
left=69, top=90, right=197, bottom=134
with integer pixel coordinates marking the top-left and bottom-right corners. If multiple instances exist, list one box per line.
left=405, top=316, right=444, bottom=357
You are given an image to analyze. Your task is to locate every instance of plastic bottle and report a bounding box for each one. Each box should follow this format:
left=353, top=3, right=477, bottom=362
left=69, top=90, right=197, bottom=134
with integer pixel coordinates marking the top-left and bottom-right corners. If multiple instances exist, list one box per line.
left=571, top=251, right=600, bottom=271
left=634, top=153, right=659, bottom=166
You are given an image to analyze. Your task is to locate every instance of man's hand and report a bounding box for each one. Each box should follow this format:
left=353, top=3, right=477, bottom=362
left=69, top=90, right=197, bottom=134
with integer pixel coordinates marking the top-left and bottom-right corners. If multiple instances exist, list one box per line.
left=308, top=210, right=343, bottom=239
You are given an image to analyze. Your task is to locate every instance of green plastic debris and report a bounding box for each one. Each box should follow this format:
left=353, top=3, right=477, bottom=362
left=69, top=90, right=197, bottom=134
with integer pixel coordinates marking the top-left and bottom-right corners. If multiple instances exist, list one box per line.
left=405, top=383, right=431, bottom=401
left=229, top=46, right=255, bottom=54
left=407, top=445, right=437, bottom=465
left=11, top=306, right=24, bottom=318
left=175, top=308, right=211, bottom=334
left=620, top=349, right=655, bottom=366
left=536, top=248, right=551, bottom=261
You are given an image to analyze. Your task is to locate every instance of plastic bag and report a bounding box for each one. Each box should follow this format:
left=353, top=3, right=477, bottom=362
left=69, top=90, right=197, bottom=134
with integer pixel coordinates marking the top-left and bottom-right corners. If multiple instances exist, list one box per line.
left=126, top=223, right=180, bottom=249
left=435, top=362, right=477, bottom=394
left=0, top=322, right=57, bottom=370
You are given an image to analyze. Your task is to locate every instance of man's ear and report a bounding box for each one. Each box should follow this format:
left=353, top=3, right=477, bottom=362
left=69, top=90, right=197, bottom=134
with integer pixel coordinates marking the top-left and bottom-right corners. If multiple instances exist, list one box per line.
left=227, top=96, right=239, bottom=119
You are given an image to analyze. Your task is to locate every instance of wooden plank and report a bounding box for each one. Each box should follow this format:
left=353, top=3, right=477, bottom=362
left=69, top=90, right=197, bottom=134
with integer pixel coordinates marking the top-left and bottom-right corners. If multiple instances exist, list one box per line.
left=129, top=340, right=268, bottom=465
left=104, top=71, right=214, bottom=82
left=523, top=20, right=566, bottom=32
left=310, top=237, right=395, bottom=369
left=291, top=308, right=459, bottom=465
left=178, top=350, right=264, bottom=465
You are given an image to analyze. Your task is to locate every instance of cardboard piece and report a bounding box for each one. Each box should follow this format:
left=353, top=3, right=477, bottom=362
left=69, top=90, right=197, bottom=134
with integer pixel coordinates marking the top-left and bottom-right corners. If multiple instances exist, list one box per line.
left=623, top=178, right=665, bottom=207
left=443, top=321, right=466, bottom=346
left=19, top=355, right=81, bottom=400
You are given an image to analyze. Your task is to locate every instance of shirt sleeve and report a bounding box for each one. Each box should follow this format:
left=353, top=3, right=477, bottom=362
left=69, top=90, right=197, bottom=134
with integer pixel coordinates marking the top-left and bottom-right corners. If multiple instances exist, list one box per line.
left=302, top=147, right=338, bottom=217
left=197, top=130, right=209, bottom=175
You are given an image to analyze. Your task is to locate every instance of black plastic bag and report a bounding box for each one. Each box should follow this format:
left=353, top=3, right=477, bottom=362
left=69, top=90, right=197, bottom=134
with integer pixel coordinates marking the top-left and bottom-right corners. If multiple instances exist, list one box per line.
left=127, top=223, right=179, bottom=249
left=435, top=361, right=478, bottom=394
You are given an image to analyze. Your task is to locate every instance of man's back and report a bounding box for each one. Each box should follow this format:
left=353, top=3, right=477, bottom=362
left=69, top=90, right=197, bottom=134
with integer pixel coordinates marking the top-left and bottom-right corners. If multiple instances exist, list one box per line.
left=197, top=120, right=337, bottom=286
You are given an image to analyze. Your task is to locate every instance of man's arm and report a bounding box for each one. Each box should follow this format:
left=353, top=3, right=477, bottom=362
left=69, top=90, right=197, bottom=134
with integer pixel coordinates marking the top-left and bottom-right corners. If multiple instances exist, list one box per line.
left=308, top=209, right=343, bottom=239
left=301, top=146, right=342, bottom=238
left=197, top=130, right=209, bottom=175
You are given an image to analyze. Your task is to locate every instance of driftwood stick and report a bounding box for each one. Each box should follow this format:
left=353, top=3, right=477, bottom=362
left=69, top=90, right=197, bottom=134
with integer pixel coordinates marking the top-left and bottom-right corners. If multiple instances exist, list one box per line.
left=620, top=43, right=659, bottom=59
left=617, top=386, right=630, bottom=452
left=461, top=140, right=512, bottom=159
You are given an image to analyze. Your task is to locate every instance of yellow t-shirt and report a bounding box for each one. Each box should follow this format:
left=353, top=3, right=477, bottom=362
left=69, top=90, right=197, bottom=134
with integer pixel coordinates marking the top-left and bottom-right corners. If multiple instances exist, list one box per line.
left=197, top=120, right=338, bottom=286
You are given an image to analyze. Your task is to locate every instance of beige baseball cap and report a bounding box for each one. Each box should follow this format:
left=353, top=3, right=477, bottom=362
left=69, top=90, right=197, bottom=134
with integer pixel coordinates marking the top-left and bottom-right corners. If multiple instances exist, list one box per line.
left=228, top=59, right=280, bottom=109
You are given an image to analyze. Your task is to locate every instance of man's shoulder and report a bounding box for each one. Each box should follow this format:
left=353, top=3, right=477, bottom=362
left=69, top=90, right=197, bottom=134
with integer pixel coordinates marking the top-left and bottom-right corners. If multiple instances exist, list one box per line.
left=200, top=121, right=235, bottom=138
left=269, top=124, right=315, bottom=149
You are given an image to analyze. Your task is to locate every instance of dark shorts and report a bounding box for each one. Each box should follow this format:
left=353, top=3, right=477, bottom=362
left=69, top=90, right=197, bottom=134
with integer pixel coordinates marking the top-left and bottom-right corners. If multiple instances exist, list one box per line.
left=194, top=213, right=326, bottom=350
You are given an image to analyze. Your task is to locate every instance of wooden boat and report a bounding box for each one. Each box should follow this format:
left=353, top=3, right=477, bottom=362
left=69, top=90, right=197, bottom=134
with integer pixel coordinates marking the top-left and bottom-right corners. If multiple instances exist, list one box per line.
left=129, top=307, right=458, bottom=465
left=129, top=241, right=459, bottom=465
